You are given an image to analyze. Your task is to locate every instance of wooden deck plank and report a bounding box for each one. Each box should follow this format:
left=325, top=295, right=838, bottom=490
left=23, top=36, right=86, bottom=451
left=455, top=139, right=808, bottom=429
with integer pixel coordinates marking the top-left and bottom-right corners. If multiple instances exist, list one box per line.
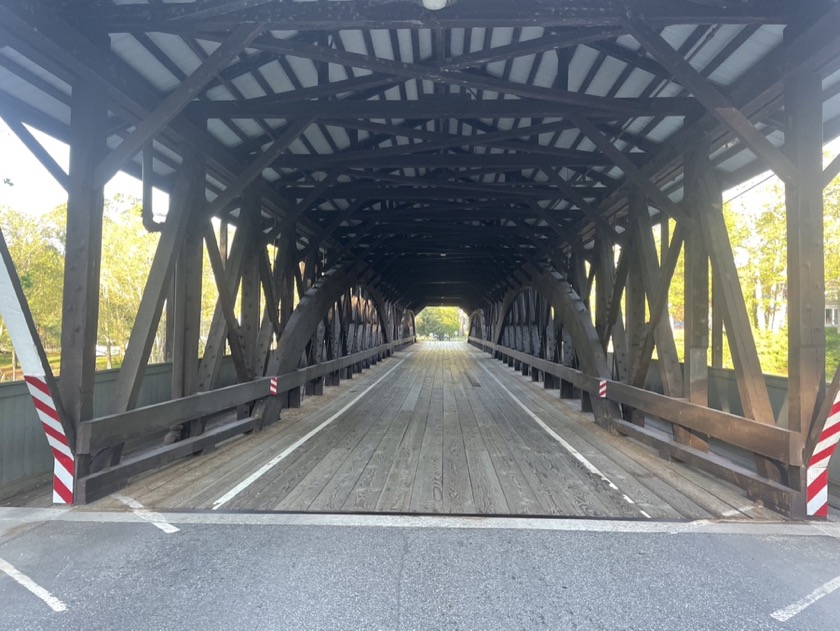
left=375, top=353, right=436, bottom=512
left=482, top=353, right=721, bottom=519
left=473, top=362, right=637, bottom=517
left=304, top=366, right=418, bottom=511
left=342, top=379, right=423, bottom=512
left=409, top=348, right=445, bottom=513
left=93, top=342, right=785, bottom=520
left=137, top=354, right=406, bottom=510
left=489, top=359, right=714, bottom=519
left=441, top=352, right=476, bottom=513
left=450, top=357, right=510, bottom=514
left=461, top=385, right=543, bottom=514
left=226, top=367, right=411, bottom=511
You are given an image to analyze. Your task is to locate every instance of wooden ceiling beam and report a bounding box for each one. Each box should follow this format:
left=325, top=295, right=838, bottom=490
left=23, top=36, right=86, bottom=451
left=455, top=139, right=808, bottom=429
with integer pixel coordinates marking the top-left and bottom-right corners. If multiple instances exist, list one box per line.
left=624, top=16, right=801, bottom=185
left=92, top=23, right=265, bottom=188
left=189, top=93, right=695, bottom=120
left=72, top=0, right=795, bottom=32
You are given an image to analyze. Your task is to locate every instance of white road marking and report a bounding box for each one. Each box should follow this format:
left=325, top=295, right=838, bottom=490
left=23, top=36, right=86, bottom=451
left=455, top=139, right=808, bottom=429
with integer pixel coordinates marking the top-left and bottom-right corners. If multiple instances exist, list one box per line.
left=770, top=574, right=840, bottom=622
left=720, top=506, right=757, bottom=518
left=0, top=557, right=67, bottom=612
left=477, top=360, right=652, bottom=519
left=0, top=507, right=829, bottom=537
left=114, top=494, right=180, bottom=534
left=212, top=357, right=407, bottom=510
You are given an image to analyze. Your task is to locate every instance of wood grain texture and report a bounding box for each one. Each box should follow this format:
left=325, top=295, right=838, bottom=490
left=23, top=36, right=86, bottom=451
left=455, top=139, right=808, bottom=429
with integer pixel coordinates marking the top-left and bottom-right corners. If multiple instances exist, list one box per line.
left=86, top=343, right=781, bottom=520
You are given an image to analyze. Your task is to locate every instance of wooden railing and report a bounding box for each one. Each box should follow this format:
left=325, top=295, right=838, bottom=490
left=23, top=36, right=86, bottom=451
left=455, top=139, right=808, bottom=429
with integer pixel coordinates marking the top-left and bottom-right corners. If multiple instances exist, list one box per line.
left=468, top=336, right=802, bottom=515
left=75, top=336, right=415, bottom=503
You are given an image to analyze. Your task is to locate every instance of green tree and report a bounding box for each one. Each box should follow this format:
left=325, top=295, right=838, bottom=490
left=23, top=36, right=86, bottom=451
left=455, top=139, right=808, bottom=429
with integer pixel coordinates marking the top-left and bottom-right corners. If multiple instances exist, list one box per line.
left=416, top=306, right=461, bottom=338
left=98, top=195, right=162, bottom=367
left=0, top=205, right=64, bottom=351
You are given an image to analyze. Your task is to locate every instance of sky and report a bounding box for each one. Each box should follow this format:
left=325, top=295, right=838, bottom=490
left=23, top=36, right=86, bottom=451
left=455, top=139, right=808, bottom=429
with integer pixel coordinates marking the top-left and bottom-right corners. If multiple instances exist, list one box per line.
left=0, top=120, right=169, bottom=217
left=1, top=119, right=839, bottom=219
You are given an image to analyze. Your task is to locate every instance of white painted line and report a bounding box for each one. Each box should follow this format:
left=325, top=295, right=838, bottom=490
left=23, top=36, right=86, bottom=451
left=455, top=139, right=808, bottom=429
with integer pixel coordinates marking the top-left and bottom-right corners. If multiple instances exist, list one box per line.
left=2, top=508, right=828, bottom=537
left=0, top=506, right=833, bottom=537
left=478, top=361, right=651, bottom=519
left=720, top=506, right=757, bottom=518
left=0, top=557, right=67, bottom=612
left=211, top=357, right=407, bottom=510
left=114, top=494, right=180, bottom=534
left=770, top=573, right=840, bottom=622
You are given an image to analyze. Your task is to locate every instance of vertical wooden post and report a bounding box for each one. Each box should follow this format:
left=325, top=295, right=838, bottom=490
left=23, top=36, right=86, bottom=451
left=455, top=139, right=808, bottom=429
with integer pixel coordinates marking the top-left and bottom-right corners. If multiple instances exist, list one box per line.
left=239, top=188, right=261, bottom=379
left=785, top=23, right=825, bottom=440
left=171, top=209, right=204, bottom=402
left=711, top=281, right=724, bottom=369
left=168, top=159, right=206, bottom=410
left=684, top=148, right=712, bottom=407
left=59, top=73, right=106, bottom=427
left=112, top=153, right=204, bottom=414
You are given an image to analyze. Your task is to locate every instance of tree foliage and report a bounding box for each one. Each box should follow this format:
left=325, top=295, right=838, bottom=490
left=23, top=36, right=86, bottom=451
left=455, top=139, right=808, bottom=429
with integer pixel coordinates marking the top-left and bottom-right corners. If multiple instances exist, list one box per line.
left=0, top=204, right=64, bottom=350
left=416, top=306, right=462, bottom=338
left=718, top=165, right=840, bottom=376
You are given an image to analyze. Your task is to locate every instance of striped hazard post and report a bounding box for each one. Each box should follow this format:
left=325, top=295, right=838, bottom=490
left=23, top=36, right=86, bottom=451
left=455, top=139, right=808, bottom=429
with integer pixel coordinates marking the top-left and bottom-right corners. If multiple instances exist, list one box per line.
left=0, top=227, right=75, bottom=504
left=269, top=377, right=279, bottom=396
left=807, top=390, right=840, bottom=519
left=23, top=375, right=74, bottom=504
left=598, top=380, right=607, bottom=398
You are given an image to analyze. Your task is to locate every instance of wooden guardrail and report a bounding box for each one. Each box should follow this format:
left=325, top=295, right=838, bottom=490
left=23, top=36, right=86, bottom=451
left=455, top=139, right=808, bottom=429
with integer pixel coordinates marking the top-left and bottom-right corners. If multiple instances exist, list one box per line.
left=468, top=336, right=802, bottom=515
left=74, top=336, right=415, bottom=503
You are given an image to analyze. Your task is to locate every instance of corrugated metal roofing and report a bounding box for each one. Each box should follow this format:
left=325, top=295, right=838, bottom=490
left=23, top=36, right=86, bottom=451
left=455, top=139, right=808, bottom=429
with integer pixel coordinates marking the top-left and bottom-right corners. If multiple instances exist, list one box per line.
left=0, top=0, right=839, bottom=303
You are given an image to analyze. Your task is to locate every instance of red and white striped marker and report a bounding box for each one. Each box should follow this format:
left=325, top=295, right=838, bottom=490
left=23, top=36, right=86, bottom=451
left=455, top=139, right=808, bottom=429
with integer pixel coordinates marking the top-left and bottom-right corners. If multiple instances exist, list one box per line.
left=269, top=377, right=278, bottom=396
left=23, top=375, right=74, bottom=504
left=807, top=391, right=840, bottom=518
left=598, top=380, right=607, bottom=398
left=0, top=229, right=74, bottom=504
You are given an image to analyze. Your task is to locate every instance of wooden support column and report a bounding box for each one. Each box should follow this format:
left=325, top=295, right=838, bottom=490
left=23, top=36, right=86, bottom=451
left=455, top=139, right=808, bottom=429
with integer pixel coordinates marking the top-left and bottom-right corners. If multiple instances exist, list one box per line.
left=785, top=24, right=825, bottom=440
left=253, top=247, right=282, bottom=377
left=112, top=154, right=204, bottom=413
left=693, top=149, right=780, bottom=480
left=170, top=185, right=206, bottom=440
left=624, top=238, right=646, bottom=425
left=59, top=73, right=106, bottom=428
left=595, top=232, right=631, bottom=381
left=171, top=213, right=204, bottom=402
left=695, top=157, right=775, bottom=426
left=632, top=197, right=705, bottom=449
left=197, top=215, right=254, bottom=391
left=711, top=280, right=724, bottom=369
left=684, top=148, right=712, bottom=407
left=629, top=195, right=684, bottom=395
left=239, top=189, right=261, bottom=379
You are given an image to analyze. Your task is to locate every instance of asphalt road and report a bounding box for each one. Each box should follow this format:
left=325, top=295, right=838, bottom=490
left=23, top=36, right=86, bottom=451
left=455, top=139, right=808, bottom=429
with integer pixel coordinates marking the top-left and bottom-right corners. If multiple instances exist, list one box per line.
left=1, top=508, right=839, bottom=631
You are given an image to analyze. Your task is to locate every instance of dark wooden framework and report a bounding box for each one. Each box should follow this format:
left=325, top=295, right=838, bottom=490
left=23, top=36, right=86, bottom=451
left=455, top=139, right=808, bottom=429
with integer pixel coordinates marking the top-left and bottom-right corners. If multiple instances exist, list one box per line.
left=0, top=0, right=839, bottom=517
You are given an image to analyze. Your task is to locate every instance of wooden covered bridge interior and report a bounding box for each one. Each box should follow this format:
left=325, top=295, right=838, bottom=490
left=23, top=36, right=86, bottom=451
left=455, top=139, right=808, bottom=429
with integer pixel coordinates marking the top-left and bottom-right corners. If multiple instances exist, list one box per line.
left=1, top=0, right=840, bottom=520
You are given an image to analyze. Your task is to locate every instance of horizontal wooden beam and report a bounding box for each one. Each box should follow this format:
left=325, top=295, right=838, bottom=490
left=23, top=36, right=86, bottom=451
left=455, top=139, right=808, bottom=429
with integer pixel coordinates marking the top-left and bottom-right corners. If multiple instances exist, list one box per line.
left=611, top=418, right=801, bottom=518
left=441, top=27, right=621, bottom=70
left=272, top=151, right=612, bottom=171
left=93, top=23, right=264, bottom=187
left=74, top=0, right=795, bottom=31
left=468, top=337, right=802, bottom=465
left=190, top=94, right=696, bottom=122
left=624, top=16, right=801, bottom=184
left=77, top=336, right=416, bottom=455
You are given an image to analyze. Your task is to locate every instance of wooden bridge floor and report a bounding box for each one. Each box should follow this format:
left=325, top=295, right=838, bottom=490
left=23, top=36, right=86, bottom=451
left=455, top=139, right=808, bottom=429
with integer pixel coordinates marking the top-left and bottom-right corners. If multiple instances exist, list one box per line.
left=88, top=342, right=779, bottom=519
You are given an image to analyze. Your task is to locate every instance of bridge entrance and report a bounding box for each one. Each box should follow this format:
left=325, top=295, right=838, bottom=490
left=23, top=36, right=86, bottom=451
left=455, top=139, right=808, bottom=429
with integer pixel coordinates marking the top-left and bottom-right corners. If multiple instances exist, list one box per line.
left=59, top=343, right=771, bottom=520
left=0, top=1, right=839, bottom=519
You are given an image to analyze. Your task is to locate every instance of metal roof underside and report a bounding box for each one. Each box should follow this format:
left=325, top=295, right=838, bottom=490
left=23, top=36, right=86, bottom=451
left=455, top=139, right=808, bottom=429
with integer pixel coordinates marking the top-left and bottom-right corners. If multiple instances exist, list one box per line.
left=1, top=0, right=840, bottom=312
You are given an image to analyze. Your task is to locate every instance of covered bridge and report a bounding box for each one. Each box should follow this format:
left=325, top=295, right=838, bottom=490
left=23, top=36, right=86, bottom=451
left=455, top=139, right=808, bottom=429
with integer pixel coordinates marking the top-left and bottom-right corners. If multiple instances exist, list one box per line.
left=0, top=0, right=840, bottom=520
